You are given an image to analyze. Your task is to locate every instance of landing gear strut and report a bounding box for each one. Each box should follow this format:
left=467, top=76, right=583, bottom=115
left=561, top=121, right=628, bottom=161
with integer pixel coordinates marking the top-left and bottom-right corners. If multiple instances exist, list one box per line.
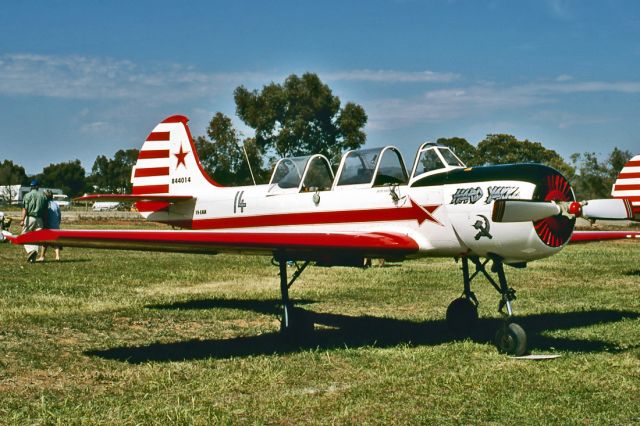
left=276, top=256, right=314, bottom=337
left=447, top=256, right=528, bottom=356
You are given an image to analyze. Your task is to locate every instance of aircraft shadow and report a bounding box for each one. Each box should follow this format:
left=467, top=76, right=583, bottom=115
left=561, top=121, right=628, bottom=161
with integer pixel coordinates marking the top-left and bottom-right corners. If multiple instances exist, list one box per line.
left=85, top=299, right=640, bottom=363
left=37, top=258, right=92, bottom=264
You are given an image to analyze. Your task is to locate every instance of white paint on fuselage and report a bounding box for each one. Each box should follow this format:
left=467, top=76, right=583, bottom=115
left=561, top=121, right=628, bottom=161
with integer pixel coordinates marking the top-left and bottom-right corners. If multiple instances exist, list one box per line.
left=141, top=178, right=563, bottom=264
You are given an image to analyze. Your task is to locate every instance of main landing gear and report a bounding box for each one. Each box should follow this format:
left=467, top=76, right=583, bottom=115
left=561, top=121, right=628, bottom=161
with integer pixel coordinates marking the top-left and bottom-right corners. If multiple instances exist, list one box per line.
left=446, top=256, right=528, bottom=356
left=275, top=256, right=314, bottom=338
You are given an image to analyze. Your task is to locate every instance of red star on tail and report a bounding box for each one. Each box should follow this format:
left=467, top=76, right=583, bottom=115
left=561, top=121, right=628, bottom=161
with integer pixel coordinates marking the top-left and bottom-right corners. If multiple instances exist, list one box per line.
left=174, top=144, right=189, bottom=168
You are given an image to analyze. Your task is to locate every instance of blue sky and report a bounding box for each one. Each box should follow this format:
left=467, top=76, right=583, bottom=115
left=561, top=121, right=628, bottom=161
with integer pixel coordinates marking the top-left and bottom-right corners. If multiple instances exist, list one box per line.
left=1, top=0, right=639, bottom=174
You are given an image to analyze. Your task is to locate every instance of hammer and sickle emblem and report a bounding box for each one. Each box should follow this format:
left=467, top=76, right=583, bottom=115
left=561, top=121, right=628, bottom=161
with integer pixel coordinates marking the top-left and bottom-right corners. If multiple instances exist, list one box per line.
left=473, top=215, right=492, bottom=240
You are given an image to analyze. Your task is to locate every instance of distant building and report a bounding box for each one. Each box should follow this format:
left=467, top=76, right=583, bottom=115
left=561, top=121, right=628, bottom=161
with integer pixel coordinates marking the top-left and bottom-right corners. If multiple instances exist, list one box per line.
left=0, top=185, right=63, bottom=205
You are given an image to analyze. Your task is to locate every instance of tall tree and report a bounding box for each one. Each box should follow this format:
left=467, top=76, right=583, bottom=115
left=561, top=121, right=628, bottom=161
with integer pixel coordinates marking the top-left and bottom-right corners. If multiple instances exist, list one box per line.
left=476, top=134, right=575, bottom=179
left=195, top=112, right=265, bottom=186
left=570, top=148, right=632, bottom=199
left=37, top=160, right=87, bottom=197
left=436, top=137, right=478, bottom=165
left=234, top=73, right=367, bottom=164
left=0, top=160, right=29, bottom=202
left=89, top=149, right=139, bottom=193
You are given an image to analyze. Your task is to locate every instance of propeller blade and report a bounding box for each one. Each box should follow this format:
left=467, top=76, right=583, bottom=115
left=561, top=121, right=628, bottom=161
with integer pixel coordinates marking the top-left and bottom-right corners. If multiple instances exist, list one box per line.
left=492, top=200, right=562, bottom=223
left=581, top=199, right=632, bottom=220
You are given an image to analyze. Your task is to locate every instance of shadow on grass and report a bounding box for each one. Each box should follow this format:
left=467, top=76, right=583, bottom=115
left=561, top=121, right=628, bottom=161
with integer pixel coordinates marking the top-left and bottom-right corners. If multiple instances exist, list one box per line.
left=86, top=298, right=640, bottom=363
left=147, top=298, right=314, bottom=316
left=34, top=258, right=92, bottom=264
left=623, top=269, right=640, bottom=276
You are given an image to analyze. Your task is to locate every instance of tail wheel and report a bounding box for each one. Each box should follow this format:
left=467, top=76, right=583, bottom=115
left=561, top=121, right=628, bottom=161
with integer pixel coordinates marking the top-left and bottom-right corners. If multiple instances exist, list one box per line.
left=533, top=174, right=575, bottom=247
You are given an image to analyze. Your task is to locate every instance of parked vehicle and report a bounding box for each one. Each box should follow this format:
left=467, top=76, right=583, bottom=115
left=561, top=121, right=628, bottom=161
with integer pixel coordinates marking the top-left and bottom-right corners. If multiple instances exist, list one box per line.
left=92, top=202, right=121, bottom=211
left=53, top=194, right=71, bottom=209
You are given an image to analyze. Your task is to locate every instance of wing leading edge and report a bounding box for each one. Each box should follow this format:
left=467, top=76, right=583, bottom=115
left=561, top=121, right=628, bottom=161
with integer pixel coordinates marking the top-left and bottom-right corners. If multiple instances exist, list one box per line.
left=9, top=229, right=419, bottom=261
left=570, top=230, right=640, bottom=243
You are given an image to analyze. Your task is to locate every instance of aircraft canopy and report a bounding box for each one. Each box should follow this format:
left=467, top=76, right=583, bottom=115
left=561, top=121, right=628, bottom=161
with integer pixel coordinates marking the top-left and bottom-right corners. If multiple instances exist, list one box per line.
left=334, top=146, right=408, bottom=189
left=410, top=143, right=465, bottom=182
left=269, top=154, right=334, bottom=192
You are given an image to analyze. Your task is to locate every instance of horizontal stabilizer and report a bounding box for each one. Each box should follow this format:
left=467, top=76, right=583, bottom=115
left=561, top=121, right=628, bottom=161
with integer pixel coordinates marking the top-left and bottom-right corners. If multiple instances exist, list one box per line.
left=75, top=194, right=193, bottom=203
left=580, top=199, right=633, bottom=221
left=492, top=200, right=561, bottom=223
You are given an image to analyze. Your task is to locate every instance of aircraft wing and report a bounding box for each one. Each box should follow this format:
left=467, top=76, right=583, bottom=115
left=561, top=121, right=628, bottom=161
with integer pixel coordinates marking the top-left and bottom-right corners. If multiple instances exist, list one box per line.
left=8, top=229, right=419, bottom=261
left=570, top=230, right=640, bottom=243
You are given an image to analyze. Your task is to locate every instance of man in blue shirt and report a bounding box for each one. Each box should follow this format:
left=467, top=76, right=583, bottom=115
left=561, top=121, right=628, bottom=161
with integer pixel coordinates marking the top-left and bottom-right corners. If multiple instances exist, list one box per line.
left=37, top=190, right=62, bottom=262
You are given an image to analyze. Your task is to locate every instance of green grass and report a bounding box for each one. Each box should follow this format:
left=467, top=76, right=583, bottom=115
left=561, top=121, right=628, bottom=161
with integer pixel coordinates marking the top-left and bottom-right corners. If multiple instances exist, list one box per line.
left=1, top=222, right=639, bottom=424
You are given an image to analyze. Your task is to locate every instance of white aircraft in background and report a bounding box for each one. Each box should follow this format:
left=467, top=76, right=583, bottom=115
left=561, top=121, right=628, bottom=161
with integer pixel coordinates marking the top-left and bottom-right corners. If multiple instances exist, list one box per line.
left=9, top=115, right=639, bottom=356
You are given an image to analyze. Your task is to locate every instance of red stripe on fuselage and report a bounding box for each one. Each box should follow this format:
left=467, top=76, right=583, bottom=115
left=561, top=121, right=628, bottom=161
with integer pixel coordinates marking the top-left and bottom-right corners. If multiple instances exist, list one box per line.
left=134, top=167, right=170, bottom=177
left=132, top=184, right=169, bottom=194
left=146, top=131, right=171, bottom=141
left=138, top=149, right=170, bottom=159
left=169, top=202, right=440, bottom=230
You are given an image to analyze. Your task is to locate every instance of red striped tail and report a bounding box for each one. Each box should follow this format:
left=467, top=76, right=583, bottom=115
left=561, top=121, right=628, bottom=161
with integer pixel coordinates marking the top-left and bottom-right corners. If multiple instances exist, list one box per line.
left=611, top=154, right=640, bottom=219
left=131, top=115, right=221, bottom=197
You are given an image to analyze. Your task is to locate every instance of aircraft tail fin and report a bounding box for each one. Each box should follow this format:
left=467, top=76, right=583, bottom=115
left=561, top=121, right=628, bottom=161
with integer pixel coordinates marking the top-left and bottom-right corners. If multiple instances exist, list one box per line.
left=131, top=115, right=221, bottom=197
left=611, top=154, right=640, bottom=220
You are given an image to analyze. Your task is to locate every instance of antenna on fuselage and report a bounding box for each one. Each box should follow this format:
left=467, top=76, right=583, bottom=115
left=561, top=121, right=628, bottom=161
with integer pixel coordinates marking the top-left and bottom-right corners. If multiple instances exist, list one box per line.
left=242, top=144, right=257, bottom=186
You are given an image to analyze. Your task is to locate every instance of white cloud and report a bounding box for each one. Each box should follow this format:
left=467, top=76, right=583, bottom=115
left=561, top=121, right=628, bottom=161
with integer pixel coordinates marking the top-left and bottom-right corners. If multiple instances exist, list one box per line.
left=3, top=53, right=639, bottom=135
left=365, top=80, right=640, bottom=130
left=366, top=83, right=550, bottom=130
left=555, top=74, right=573, bottom=82
left=0, top=53, right=271, bottom=101
left=545, top=0, right=574, bottom=19
left=0, top=53, right=461, bottom=103
left=536, top=81, right=640, bottom=94
left=323, top=69, right=459, bottom=83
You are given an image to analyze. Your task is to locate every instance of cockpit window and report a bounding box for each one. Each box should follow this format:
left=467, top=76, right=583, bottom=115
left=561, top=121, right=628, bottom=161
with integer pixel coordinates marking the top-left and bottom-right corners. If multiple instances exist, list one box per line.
left=302, top=156, right=334, bottom=191
left=439, top=148, right=465, bottom=167
left=410, top=143, right=466, bottom=181
left=336, top=148, right=379, bottom=186
left=373, top=148, right=408, bottom=186
left=415, top=148, right=444, bottom=175
left=270, top=155, right=334, bottom=191
left=270, top=157, right=307, bottom=189
left=335, top=147, right=408, bottom=188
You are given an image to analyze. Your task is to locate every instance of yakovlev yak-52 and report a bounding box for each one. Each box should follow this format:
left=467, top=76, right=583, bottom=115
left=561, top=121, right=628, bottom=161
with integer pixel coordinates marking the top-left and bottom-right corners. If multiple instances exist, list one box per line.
left=8, top=116, right=640, bottom=356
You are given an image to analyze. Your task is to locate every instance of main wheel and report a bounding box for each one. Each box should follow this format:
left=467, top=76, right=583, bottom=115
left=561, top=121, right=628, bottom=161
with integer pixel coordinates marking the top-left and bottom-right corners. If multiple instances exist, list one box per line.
left=446, top=297, right=478, bottom=335
left=494, top=322, right=527, bottom=356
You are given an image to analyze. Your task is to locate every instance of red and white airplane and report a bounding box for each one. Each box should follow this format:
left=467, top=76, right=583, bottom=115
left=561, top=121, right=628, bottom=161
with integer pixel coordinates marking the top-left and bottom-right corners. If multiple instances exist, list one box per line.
left=8, top=115, right=639, bottom=356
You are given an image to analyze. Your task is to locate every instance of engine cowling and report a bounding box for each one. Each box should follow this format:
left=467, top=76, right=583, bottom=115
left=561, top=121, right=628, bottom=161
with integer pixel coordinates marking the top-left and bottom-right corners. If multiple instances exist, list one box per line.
left=415, top=163, right=576, bottom=263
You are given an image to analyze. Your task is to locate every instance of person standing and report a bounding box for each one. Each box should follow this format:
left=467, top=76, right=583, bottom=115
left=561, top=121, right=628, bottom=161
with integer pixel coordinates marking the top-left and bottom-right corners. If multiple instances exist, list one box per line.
left=19, top=180, right=48, bottom=263
left=37, top=190, right=62, bottom=261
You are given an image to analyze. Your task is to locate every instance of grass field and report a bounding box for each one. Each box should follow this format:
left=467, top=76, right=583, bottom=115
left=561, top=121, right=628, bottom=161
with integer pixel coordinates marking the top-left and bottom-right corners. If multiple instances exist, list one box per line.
left=1, top=221, right=639, bottom=424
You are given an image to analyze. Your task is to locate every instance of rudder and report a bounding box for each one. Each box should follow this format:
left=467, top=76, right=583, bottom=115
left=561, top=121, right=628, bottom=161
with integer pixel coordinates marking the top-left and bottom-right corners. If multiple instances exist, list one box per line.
left=131, top=115, right=221, bottom=196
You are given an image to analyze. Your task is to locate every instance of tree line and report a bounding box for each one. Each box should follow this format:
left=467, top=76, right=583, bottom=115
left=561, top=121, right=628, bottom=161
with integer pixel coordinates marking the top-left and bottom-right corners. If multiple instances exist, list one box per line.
left=0, top=73, right=634, bottom=201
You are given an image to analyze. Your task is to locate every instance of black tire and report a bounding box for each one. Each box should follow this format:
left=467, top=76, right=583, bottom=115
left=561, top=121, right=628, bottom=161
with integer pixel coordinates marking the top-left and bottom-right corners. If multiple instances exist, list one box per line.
left=446, top=297, right=478, bottom=335
left=494, top=322, right=527, bottom=356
